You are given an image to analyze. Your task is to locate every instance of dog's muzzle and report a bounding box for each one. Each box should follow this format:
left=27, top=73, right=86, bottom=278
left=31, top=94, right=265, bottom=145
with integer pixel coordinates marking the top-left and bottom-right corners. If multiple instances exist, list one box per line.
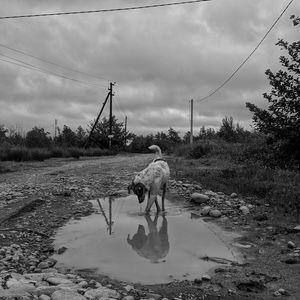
left=129, top=182, right=146, bottom=204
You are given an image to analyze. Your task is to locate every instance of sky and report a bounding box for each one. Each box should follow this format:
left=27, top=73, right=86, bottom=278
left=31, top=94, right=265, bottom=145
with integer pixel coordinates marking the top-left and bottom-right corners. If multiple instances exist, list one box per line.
left=0, top=0, right=299, bottom=137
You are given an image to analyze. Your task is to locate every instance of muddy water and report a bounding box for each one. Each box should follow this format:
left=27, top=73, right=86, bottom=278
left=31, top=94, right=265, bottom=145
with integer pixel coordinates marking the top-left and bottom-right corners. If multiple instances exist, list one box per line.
left=53, top=195, right=240, bottom=284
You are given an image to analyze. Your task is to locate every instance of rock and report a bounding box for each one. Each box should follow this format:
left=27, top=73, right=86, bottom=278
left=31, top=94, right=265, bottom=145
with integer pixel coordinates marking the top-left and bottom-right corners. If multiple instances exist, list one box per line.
left=253, top=214, right=268, bottom=221
left=239, top=206, right=250, bottom=215
left=201, top=274, right=211, bottom=281
left=0, top=289, right=32, bottom=299
left=36, top=286, right=60, bottom=296
left=230, top=193, right=238, bottom=198
left=235, top=279, right=266, bottom=292
left=39, top=295, right=51, bottom=300
left=46, top=277, right=73, bottom=286
left=200, top=206, right=211, bottom=216
left=38, top=258, right=57, bottom=269
left=122, top=296, right=135, bottom=300
left=225, top=201, right=231, bottom=206
left=205, top=191, right=217, bottom=197
left=283, top=257, right=299, bottom=264
left=191, top=193, right=209, bottom=204
left=287, top=241, right=296, bottom=249
left=294, top=225, right=300, bottom=232
left=209, top=209, right=222, bottom=218
left=144, top=293, right=162, bottom=300
left=84, top=286, right=121, bottom=299
left=124, top=285, right=134, bottom=292
left=193, top=184, right=202, bottom=191
left=278, top=288, right=290, bottom=296
left=51, top=290, right=86, bottom=300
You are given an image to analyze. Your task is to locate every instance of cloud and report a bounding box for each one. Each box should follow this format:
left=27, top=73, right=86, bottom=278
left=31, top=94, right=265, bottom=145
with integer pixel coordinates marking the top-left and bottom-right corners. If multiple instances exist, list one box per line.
left=0, top=0, right=299, bottom=136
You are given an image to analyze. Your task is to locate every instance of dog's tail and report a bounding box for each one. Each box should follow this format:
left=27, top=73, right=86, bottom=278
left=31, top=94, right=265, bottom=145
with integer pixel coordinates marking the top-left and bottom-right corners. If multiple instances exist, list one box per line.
left=148, top=145, right=162, bottom=159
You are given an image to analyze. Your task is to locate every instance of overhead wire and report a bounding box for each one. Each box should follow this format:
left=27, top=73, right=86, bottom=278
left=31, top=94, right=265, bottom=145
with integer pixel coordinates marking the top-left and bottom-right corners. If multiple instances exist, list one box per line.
left=196, top=0, right=294, bottom=103
left=0, top=0, right=210, bottom=20
left=0, top=42, right=111, bottom=82
left=0, top=52, right=108, bottom=88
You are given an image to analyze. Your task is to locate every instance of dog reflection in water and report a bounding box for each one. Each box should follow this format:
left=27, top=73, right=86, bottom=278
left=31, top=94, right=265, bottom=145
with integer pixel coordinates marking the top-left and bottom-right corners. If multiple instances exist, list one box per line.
left=127, top=214, right=169, bottom=263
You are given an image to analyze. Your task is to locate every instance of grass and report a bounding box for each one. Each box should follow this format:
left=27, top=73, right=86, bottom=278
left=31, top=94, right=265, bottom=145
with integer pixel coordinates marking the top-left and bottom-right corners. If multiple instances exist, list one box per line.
left=169, top=139, right=300, bottom=213
left=0, top=146, right=115, bottom=162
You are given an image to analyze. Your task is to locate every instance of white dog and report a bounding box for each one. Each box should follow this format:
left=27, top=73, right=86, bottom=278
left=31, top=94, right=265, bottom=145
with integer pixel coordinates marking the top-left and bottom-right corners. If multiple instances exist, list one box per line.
left=128, top=145, right=170, bottom=213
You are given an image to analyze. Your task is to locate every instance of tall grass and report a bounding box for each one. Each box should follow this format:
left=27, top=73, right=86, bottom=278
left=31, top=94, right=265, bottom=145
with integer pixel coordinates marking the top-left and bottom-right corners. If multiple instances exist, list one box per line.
left=0, top=145, right=114, bottom=162
left=169, top=139, right=300, bottom=213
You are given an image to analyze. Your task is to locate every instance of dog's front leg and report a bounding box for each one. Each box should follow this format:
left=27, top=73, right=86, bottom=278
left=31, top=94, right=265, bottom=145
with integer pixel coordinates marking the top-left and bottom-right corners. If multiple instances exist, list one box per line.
left=145, top=192, right=157, bottom=213
left=162, top=183, right=167, bottom=211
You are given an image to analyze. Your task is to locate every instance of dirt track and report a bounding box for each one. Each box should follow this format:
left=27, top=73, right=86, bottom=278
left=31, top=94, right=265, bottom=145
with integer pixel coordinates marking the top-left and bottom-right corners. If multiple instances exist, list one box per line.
left=0, top=154, right=300, bottom=300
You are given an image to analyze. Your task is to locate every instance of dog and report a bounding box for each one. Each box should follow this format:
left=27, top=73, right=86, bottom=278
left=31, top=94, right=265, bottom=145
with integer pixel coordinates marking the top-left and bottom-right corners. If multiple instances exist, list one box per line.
left=128, top=145, right=170, bottom=213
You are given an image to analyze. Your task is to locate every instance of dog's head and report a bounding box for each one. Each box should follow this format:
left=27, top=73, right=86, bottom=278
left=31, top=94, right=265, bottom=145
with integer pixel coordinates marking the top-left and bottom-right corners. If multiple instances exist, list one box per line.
left=128, top=181, right=147, bottom=204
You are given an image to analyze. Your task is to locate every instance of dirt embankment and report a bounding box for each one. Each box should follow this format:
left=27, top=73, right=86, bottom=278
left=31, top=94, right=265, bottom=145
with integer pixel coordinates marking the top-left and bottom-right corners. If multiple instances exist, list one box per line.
left=0, top=154, right=300, bottom=300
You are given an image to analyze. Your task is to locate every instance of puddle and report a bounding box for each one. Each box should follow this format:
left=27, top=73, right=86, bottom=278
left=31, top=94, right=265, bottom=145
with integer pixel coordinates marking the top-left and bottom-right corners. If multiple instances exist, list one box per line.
left=53, top=195, right=240, bottom=284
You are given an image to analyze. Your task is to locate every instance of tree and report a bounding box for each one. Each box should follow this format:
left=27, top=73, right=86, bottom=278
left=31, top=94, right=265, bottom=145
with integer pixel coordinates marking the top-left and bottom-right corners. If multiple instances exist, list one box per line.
left=0, top=125, right=7, bottom=143
left=167, top=128, right=182, bottom=145
left=76, top=126, right=87, bottom=147
left=246, top=16, right=300, bottom=165
left=89, top=116, right=127, bottom=149
left=61, top=125, right=77, bottom=147
left=25, top=127, right=51, bottom=148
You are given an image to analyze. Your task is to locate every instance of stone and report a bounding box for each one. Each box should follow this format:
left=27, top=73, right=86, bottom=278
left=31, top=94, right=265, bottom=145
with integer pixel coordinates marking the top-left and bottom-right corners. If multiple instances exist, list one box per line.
left=38, top=258, right=57, bottom=269
left=144, top=293, right=162, bottom=300
left=193, top=184, right=202, bottom=191
left=122, top=297, right=135, bottom=300
left=191, top=193, right=209, bottom=204
left=205, top=191, right=217, bottom=197
left=239, top=206, right=250, bottom=215
left=84, top=287, right=120, bottom=299
left=201, top=274, right=211, bottom=281
left=51, top=290, right=86, bottom=300
left=230, top=193, right=238, bottom=198
left=194, top=278, right=202, bottom=284
left=124, top=285, right=134, bottom=292
left=39, top=295, right=51, bottom=300
left=0, top=289, right=32, bottom=299
left=209, top=209, right=222, bottom=218
left=200, top=206, right=211, bottom=216
left=36, top=286, right=60, bottom=296
left=253, top=214, right=268, bottom=221
left=294, top=225, right=300, bottom=232
left=225, top=201, right=231, bottom=206
left=46, top=277, right=73, bottom=286
left=287, top=241, right=296, bottom=249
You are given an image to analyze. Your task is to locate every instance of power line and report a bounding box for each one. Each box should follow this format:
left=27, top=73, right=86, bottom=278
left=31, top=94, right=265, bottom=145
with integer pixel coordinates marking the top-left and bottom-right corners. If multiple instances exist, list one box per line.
left=0, top=53, right=107, bottom=88
left=0, top=42, right=110, bottom=82
left=196, top=0, right=294, bottom=103
left=0, top=0, right=210, bottom=20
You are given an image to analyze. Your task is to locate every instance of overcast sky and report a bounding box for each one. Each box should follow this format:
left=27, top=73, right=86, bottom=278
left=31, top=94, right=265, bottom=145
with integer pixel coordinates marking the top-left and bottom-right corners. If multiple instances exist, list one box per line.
left=0, top=0, right=299, bottom=136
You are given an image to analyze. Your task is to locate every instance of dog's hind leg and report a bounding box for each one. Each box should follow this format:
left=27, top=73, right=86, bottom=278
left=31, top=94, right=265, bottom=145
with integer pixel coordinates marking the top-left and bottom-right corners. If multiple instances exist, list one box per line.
left=162, top=183, right=167, bottom=211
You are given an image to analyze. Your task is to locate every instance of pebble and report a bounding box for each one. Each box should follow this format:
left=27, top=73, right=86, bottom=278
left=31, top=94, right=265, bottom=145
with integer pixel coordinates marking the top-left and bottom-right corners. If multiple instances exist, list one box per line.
left=201, top=274, right=211, bottom=281
left=191, top=193, right=209, bottom=204
left=201, top=206, right=211, bottom=216
left=239, top=206, right=250, bottom=215
left=287, top=241, right=296, bottom=249
left=209, top=209, right=222, bottom=218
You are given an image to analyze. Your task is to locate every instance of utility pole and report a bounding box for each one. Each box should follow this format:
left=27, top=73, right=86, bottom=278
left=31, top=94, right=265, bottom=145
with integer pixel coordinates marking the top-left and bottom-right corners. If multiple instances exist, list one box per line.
left=190, top=99, right=194, bottom=145
left=54, top=119, right=58, bottom=142
left=124, top=115, right=127, bottom=147
left=108, top=82, right=115, bottom=149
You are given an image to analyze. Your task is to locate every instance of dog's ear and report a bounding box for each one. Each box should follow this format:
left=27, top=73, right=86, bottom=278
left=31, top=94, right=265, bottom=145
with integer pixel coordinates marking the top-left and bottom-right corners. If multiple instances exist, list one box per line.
left=127, top=182, right=133, bottom=194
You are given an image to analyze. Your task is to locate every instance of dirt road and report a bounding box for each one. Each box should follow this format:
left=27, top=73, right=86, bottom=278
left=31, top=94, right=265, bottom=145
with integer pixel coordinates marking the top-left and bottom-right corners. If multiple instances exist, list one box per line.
left=0, top=154, right=300, bottom=300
